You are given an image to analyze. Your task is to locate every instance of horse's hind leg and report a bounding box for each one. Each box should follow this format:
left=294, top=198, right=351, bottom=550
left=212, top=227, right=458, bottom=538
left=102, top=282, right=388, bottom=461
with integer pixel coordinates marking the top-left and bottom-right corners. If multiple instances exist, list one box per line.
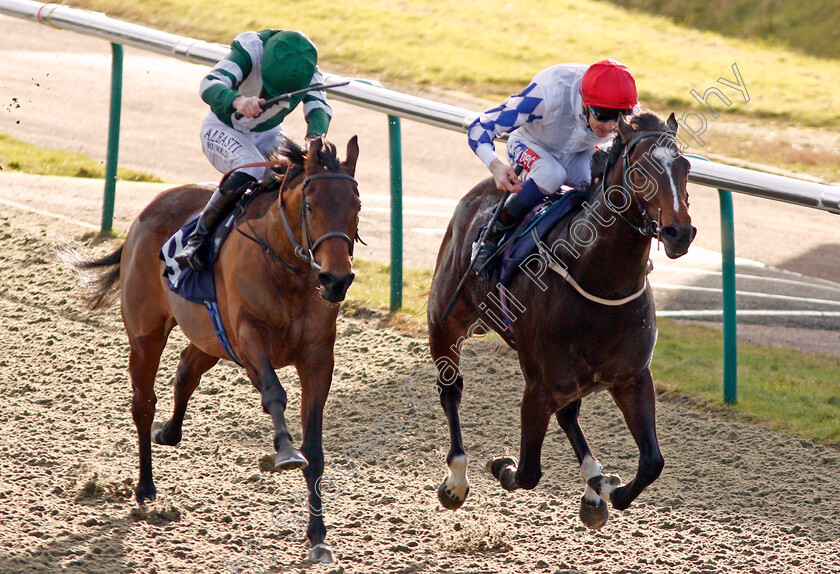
left=128, top=329, right=168, bottom=504
left=599, top=369, right=664, bottom=511
left=556, top=399, right=618, bottom=529
left=152, top=343, right=219, bottom=446
left=428, top=301, right=475, bottom=511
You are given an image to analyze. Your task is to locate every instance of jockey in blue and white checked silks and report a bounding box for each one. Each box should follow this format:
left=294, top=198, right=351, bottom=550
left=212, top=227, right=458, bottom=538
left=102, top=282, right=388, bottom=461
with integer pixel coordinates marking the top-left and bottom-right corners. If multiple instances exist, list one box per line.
left=467, top=60, right=641, bottom=278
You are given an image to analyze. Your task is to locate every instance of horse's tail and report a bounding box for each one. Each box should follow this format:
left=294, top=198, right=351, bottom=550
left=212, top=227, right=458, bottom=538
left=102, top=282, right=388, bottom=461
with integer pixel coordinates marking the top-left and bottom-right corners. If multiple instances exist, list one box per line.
left=55, top=243, right=124, bottom=310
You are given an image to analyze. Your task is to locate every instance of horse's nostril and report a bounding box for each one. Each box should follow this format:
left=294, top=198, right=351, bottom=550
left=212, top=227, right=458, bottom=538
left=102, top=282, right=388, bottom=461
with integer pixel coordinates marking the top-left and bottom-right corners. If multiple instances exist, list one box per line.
left=318, top=272, right=355, bottom=294
left=318, top=272, right=337, bottom=290
left=661, top=225, right=694, bottom=243
left=660, top=226, right=679, bottom=242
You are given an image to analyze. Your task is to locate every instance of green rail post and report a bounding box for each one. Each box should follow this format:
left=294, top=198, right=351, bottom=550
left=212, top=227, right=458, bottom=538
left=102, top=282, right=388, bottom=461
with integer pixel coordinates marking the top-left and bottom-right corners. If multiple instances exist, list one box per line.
left=718, top=189, right=738, bottom=404
left=101, top=43, right=123, bottom=233
left=687, top=154, right=737, bottom=404
left=388, top=115, right=403, bottom=311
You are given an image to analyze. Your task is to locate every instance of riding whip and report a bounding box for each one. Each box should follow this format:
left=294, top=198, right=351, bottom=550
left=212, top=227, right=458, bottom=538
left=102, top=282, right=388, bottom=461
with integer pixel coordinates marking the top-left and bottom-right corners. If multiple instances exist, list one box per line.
left=440, top=189, right=510, bottom=323
left=233, top=81, right=350, bottom=120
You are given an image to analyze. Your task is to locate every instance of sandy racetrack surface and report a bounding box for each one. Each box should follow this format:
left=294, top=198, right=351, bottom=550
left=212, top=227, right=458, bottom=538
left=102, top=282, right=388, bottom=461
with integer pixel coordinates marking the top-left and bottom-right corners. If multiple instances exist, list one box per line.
left=1, top=207, right=839, bottom=574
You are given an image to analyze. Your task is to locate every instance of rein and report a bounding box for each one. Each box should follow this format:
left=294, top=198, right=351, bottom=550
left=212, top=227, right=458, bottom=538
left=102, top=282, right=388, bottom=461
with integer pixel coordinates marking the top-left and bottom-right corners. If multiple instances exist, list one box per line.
left=535, top=232, right=648, bottom=306
left=542, top=129, right=676, bottom=306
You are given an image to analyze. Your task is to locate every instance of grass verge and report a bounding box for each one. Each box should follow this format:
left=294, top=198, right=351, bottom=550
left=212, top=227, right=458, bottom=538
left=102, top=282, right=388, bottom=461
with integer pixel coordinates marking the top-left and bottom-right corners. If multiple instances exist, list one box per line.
left=654, top=319, right=840, bottom=446
left=0, top=133, right=160, bottom=182
left=347, top=259, right=432, bottom=321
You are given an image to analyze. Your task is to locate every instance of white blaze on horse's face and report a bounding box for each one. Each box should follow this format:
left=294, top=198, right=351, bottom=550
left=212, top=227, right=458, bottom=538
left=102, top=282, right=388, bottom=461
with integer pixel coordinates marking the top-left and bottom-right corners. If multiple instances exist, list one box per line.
left=651, top=145, right=684, bottom=214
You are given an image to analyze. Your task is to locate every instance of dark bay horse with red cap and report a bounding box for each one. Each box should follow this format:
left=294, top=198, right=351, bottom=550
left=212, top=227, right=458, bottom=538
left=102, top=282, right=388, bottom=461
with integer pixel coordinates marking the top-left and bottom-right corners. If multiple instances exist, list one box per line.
left=73, top=137, right=360, bottom=562
left=428, top=112, right=696, bottom=528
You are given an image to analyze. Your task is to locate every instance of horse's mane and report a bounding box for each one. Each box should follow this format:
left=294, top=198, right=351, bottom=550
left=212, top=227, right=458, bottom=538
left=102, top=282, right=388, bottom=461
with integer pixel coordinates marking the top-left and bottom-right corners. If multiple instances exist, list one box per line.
left=268, top=138, right=342, bottom=183
left=628, top=111, right=667, bottom=133
left=590, top=111, right=667, bottom=186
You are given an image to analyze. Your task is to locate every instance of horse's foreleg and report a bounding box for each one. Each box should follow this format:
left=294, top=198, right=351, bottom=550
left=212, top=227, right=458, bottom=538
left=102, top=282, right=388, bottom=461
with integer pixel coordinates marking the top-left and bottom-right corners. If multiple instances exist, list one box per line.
left=556, top=400, right=615, bottom=529
left=488, top=385, right=551, bottom=492
left=296, top=350, right=334, bottom=563
left=238, top=324, right=306, bottom=471
left=247, top=358, right=307, bottom=471
left=152, top=344, right=218, bottom=446
left=128, top=332, right=166, bottom=504
left=603, top=370, right=664, bottom=511
left=429, top=317, right=470, bottom=510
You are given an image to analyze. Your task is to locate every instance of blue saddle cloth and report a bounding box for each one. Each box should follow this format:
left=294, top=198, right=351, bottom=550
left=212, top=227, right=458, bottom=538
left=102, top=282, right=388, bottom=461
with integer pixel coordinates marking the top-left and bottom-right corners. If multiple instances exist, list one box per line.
left=160, top=215, right=242, bottom=365
left=497, top=188, right=589, bottom=286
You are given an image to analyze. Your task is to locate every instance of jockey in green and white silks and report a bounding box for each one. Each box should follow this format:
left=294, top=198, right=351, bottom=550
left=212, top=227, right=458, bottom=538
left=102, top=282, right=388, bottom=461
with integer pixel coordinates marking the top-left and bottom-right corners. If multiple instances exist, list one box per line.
left=199, top=29, right=332, bottom=180
left=176, top=29, right=332, bottom=272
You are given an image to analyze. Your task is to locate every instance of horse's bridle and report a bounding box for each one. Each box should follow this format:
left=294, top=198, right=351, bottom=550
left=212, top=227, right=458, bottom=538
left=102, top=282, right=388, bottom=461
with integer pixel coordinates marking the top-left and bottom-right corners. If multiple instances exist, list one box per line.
left=277, top=172, right=359, bottom=271
left=604, top=130, right=679, bottom=239
left=538, top=128, right=683, bottom=306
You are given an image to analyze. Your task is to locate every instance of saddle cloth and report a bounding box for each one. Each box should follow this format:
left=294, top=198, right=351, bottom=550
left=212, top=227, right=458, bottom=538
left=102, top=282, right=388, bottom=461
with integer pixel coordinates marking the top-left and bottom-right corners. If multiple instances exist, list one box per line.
left=160, top=215, right=215, bottom=304
left=159, top=212, right=245, bottom=365
left=497, top=187, right=589, bottom=286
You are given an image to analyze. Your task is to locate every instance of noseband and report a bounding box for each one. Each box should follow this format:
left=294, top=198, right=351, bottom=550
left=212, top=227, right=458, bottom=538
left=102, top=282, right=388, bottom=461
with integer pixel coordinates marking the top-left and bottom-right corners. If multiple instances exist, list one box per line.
left=277, top=172, right=359, bottom=271
left=606, top=130, right=678, bottom=239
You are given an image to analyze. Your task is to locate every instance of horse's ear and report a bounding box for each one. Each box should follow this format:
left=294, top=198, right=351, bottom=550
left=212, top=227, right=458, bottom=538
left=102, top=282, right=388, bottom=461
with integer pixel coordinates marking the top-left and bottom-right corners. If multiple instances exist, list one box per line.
left=666, top=112, right=678, bottom=134
left=305, top=137, right=323, bottom=173
left=342, top=135, right=359, bottom=177
left=617, top=113, right=633, bottom=144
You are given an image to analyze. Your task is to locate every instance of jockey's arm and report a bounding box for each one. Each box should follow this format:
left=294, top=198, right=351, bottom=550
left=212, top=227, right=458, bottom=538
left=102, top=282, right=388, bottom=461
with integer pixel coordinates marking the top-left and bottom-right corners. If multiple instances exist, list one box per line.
left=467, top=82, right=544, bottom=192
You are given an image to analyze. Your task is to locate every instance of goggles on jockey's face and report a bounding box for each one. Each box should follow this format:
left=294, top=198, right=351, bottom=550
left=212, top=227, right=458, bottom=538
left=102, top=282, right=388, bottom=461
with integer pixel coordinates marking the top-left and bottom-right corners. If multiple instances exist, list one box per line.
left=587, top=105, right=632, bottom=123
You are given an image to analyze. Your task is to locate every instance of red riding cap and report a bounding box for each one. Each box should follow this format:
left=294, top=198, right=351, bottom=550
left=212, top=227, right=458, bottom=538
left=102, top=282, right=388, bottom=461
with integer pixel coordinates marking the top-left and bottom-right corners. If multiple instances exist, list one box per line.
left=580, top=59, right=638, bottom=109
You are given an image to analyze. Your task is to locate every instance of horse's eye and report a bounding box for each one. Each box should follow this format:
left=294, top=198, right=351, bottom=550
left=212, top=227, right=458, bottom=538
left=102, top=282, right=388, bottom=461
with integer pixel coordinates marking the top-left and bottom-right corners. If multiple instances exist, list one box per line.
left=306, top=204, right=314, bottom=214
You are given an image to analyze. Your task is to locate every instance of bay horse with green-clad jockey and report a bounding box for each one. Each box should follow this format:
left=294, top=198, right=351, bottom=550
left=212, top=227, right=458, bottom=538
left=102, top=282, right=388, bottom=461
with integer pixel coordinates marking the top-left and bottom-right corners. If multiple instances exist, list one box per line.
left=71, top=137, right=360, bottom=563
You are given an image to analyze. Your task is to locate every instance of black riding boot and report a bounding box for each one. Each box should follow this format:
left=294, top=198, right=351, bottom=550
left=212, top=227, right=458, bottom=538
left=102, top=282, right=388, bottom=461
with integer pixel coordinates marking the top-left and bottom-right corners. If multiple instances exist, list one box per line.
left=474, top=192, right=534, bottom=279
left=175, top=171, right=256, bottom=272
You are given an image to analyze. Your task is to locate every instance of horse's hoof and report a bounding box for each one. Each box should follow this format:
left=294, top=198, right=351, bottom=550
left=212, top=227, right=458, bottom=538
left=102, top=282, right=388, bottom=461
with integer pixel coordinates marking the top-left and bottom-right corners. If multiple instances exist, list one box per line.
left=587, top=473, right=621, bottom=501
left=486, top=457, right=518, bottom=490
left=438, top=479, right=469, bottom=510
left=275, top=448, right=308, bottom=472
left=135, top=481, right=157, bottom=505
left=307, top=542, right=334, bottom=563
left=150, top=421, right=181, bottom=446
left=150, top=421, right=164, bottom=445
left=579, top=495, right=609, bottom=529
left=485, top=456, right=517, bottom=480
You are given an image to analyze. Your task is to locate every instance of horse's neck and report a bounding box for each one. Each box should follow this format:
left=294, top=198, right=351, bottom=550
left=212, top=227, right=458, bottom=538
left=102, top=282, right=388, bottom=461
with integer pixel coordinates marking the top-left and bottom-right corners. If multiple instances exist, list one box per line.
left=249, top=191, right=313, bottom=279
left=551, top=184, right=651, bottom=297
